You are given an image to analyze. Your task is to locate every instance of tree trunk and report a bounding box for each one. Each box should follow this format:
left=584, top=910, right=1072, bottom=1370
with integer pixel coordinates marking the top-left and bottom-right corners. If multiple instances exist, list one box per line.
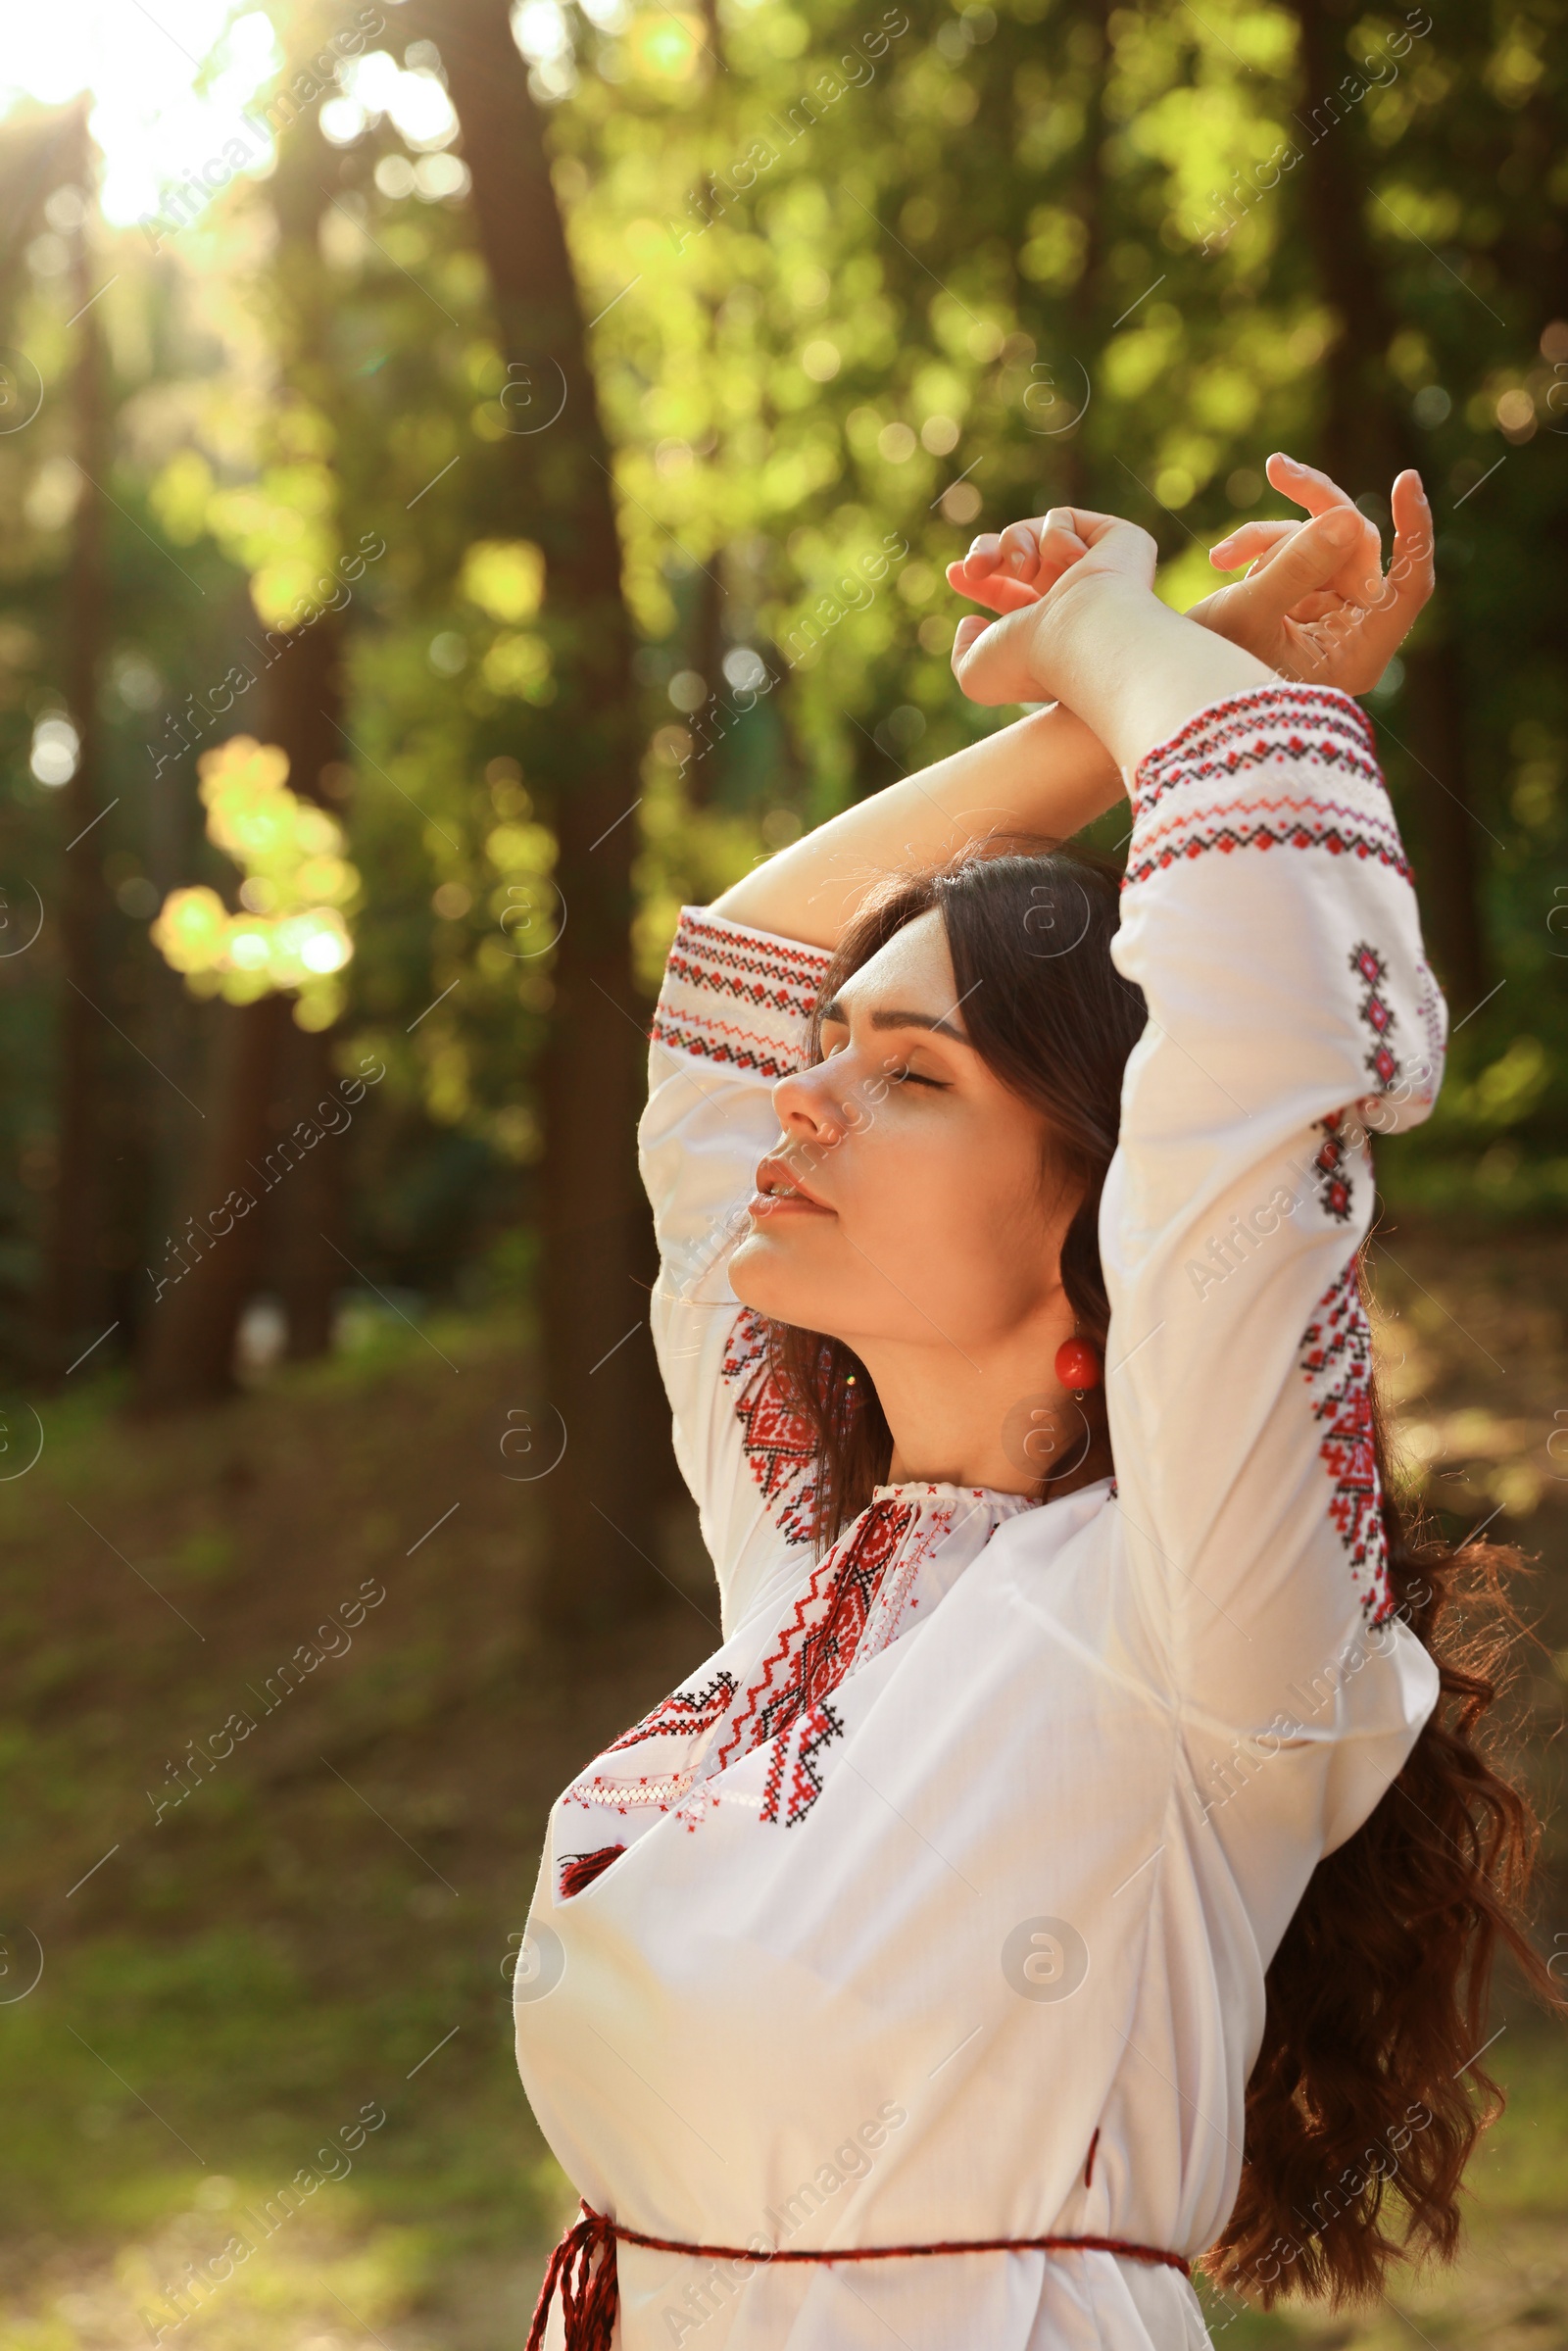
left=1288, top=0, right=1489, bottom=1005
left=274, top=1015, right=346, bottom=1362
left=47, top=100, right=112, bottom=1371
left=133, top=95, right=345, bottom=1407
left=258, top=612, right=345, bottom=1362
left=133, top=992, right=295, bottom=1405
left=430, top=0, right=675, bottom=1628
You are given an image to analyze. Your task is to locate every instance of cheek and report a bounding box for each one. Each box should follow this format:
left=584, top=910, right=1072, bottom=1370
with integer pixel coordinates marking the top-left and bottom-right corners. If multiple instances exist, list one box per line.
left=728, top=1107, right=1056, bottom=1343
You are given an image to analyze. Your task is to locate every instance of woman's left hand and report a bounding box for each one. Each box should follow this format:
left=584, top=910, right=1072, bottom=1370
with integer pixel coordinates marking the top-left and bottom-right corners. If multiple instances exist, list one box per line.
left=1188, top=455, right=1435, bottom=694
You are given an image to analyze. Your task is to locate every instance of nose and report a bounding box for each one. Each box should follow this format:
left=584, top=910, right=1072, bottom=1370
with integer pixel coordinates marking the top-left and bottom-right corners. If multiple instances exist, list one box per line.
left=771, top=1060, right=849, bottom=1155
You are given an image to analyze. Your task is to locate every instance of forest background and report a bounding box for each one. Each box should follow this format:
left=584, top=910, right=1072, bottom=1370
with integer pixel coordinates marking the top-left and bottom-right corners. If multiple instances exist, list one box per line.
left=2, top=0, right=1568, bottom=2346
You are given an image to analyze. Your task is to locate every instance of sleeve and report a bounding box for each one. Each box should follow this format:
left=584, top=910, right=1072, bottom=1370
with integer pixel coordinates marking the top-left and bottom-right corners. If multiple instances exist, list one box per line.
left=637, top=906, right=837, bottom=1639
left=1101, top=682, right=1446, bottom=1857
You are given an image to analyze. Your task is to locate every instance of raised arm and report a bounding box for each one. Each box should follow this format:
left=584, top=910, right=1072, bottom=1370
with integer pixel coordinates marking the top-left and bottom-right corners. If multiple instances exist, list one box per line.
left=710, top=701, right=1124, bottom=951
left=713, top=459, right=1432, bottom=955
left=949, top=505, right=1349, bottom=763
left=951, top=496, right=1446, bottom=1847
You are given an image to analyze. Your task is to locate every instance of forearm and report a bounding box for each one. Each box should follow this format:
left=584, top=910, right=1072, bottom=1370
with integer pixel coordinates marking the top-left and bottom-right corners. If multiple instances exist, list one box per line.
left=709, top=701, right=1124, bottom=952
left=1040, top=576, right=1277, bottom=775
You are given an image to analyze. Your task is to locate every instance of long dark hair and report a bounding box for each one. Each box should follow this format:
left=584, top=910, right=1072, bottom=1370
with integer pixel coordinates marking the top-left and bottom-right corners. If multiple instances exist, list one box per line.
left=760, top=843, right=1561, bottom=2307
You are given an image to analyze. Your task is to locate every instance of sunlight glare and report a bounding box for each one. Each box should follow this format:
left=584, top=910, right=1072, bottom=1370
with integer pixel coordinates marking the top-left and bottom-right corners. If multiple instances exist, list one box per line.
left=0, top=1, right=284, bottom=228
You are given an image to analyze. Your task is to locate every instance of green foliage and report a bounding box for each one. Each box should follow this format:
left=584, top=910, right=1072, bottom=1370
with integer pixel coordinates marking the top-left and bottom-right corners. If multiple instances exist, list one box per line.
left=0, top=0, right=1565, bottom=1367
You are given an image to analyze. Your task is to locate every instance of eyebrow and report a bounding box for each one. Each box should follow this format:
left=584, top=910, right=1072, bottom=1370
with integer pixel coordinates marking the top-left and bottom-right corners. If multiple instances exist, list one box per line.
left=819, top=997, right=973, bottom=1047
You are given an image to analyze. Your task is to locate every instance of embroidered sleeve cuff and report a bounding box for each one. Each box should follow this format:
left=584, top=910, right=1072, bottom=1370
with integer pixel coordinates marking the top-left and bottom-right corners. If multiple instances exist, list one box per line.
left=1125, top=683, right=1409, bottom=891
left=651, top=906, right=835, bottom=1082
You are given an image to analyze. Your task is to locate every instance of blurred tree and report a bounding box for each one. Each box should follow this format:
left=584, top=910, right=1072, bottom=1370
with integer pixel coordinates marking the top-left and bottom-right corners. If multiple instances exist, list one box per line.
left=0, top=102, right=117, bottom=1371
left=49, top=107, right=113, bottom=1364
left=137, top=47, right=349, bottom=1407
left=424, top=0, right=675, bottom=1626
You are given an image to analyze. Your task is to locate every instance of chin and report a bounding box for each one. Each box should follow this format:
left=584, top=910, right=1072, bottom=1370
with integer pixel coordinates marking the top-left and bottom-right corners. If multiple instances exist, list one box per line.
left=728, top=1229, right=831, bottom=1329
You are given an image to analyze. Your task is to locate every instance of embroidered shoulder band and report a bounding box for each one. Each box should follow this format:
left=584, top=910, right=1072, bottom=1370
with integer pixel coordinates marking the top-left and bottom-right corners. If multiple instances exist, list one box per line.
left=526, top=2202, right=1192, bottom=2348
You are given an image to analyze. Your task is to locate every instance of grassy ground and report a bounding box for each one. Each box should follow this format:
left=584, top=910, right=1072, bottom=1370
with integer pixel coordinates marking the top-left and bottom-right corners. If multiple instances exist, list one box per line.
left=1, top=1209, right=1565, bottom=2350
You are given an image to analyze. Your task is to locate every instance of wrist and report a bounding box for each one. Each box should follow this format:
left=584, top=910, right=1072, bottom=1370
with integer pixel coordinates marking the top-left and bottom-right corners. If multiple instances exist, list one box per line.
left=1031, top=575, right=1276, bottom=775
left=1025, top=569, right=1154, bottom=700
left=1016, top=697, right=1125, bottom=798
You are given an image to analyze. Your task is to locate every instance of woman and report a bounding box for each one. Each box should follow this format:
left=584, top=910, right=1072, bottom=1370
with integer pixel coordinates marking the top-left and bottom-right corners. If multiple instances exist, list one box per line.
left=517, top=456, right=1551, bottom=2349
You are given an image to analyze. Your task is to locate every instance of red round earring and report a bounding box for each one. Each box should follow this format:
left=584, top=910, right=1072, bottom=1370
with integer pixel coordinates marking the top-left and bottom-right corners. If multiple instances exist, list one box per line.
left=1054, top=1336, right=1102, bottom=1393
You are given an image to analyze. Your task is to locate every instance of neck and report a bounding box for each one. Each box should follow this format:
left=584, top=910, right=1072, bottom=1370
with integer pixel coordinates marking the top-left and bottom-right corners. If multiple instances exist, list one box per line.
left=858, top=1324, right=1111, bottom=1501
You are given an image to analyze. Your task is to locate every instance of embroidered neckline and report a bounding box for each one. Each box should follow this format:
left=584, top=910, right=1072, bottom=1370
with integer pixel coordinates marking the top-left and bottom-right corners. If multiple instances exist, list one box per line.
left=870, top=1476, right=1111, bottom=1513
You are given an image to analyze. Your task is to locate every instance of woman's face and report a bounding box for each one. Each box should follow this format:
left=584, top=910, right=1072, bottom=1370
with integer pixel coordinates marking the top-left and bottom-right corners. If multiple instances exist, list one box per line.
left=728, top=908, right=1075, bottom=1353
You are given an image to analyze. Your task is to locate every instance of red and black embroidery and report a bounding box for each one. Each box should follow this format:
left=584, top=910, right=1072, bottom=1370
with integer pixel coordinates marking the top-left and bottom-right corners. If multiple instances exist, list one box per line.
left=651, top=909, right=833, bottom=1079
left=1133, top=684, right=1382, bottom=816
left=1350, top=940, right=1400, bottom=1092
left=604, top=1671, right=739, bottom=1754
left=559, top=1843, right=626, bottom=1899
left=1124, top=686, right=1412, bottom=891
left=719, top=1308, right=820, bottom=1547
left=717, top=1496, right=916, bottom=1804
left=760, top=1697, right=847, bottom=1828
left=1312, top=1113, right=1355, bottom=1223
left=1298, top=1258, right=1390, bottom=1622
left=1124, top=797, right=1411, bottom=890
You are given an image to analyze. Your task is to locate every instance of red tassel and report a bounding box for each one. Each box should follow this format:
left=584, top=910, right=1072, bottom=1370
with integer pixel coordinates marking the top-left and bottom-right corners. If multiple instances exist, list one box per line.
left=526, top=2206, right=618, bottom=2351
left=559, top=1845, right=625, bottom=1900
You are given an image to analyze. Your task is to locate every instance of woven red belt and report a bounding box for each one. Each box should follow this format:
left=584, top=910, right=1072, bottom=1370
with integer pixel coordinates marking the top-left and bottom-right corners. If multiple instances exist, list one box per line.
left=527, top=2202, right=1192, bottom=2348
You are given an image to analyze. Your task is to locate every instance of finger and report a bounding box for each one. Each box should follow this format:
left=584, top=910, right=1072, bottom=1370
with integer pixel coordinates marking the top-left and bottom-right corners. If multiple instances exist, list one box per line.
left=950, top=601, right=1050, bottom=706
left=995, top=519, right=1047, bottom=578
left=1033, top=515, right=1096, bottom=589
left=1345, top=470, right=1434, bottom=672
left=1208, top=518, right=1298, bottom=571
left=945, top=549, right=997, bottom=599
left=1264, top=452, right=1360, bottom=519
left=1223, top=505, right=1363, bottom=631
left=951, top=612, right=992, bottom=664
left=1386, top=468, right=1435, bottom=614
left=1267, top=451, right=1382, bottom=594
left=943, top=562, right=1044, bottom=615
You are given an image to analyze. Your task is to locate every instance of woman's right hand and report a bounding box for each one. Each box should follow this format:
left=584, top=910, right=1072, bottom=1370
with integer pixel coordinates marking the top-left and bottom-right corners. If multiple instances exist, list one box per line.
left=947, top=507, right=1159, bottom=707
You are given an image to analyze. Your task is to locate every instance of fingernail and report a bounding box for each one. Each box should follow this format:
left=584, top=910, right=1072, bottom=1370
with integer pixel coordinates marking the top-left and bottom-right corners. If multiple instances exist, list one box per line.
left=1324, top=511, right=1358, bottom=545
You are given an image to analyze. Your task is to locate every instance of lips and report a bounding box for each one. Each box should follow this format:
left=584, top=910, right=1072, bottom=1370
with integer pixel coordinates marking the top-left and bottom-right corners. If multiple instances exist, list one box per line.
left=749, top=1154, right=835, bottom=1217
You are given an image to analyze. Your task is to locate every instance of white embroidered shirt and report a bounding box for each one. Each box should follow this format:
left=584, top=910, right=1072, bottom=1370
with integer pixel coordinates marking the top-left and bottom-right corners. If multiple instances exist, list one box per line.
left=514, top=682, right=1446, bottom=2350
